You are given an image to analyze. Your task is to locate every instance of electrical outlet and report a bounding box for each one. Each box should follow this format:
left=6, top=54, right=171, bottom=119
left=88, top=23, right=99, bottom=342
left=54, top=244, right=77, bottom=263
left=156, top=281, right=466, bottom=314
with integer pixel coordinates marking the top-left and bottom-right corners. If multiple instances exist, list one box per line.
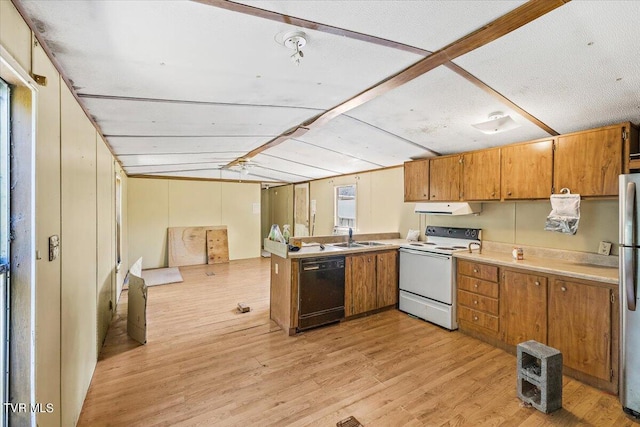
left=598, top=241, right=612, bottom=256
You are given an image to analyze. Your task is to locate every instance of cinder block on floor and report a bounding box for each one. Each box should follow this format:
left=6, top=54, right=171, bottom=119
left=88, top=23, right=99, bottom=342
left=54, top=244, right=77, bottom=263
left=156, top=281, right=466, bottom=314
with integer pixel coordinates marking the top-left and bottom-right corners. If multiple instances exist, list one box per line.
left=517, top=340, right=562, bottom=414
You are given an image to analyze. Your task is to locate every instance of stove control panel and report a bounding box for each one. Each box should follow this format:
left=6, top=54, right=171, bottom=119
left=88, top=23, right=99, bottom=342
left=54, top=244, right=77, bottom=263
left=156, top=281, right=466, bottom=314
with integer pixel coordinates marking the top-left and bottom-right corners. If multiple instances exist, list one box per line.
left=425, top=226, right=482, bottom=241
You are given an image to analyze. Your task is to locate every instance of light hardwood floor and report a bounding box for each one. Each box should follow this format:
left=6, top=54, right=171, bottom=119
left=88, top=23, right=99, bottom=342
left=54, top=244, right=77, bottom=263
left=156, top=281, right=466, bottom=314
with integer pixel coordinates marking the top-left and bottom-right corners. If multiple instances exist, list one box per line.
left=78, top=258, right=638, bottom=426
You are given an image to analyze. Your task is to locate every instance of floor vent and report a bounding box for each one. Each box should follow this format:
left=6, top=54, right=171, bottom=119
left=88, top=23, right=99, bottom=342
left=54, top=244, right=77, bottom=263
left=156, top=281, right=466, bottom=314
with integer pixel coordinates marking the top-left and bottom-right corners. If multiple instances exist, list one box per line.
left=337, top=416, right=363, bottom=427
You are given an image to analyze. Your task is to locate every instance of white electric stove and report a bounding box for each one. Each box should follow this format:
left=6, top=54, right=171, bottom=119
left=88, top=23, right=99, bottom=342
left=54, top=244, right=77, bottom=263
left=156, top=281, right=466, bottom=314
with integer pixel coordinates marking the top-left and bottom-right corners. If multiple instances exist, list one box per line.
left=398, top=226, right=481, bottom=330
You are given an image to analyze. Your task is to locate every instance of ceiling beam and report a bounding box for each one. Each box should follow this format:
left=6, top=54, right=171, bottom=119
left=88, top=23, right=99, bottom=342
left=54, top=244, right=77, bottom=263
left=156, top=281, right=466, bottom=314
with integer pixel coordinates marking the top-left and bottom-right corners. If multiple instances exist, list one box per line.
left=207, top=0, right=568, bottom=167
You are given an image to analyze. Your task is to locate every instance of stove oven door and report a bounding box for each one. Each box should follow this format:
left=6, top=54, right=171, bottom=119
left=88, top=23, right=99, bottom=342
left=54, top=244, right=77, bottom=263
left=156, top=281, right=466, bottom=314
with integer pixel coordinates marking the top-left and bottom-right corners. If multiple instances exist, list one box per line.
left=399, top=249, right=453, bottom=304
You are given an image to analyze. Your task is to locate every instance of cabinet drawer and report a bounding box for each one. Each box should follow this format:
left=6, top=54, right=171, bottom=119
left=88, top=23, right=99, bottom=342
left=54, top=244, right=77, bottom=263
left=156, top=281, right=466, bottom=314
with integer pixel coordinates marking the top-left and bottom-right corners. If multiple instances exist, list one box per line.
left=458, top=306, right=499, bottom=331
left=457, top=275, right=499, bottom=298
left=458, top=261, right=498, bottom=282
left=458, top=290, right=499, bottom=315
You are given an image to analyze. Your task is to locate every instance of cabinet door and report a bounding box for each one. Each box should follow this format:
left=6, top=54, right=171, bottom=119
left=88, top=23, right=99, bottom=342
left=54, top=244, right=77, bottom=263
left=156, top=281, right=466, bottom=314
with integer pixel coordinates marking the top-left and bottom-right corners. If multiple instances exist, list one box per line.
left=429, top=156, right=461, bottom=201
left=376, top=251, right=398, bottom=308
left=554, top=126, right=622, bottom=196
left=404, top=160, right=430, bottom=202
left=501, top=270, right=547, bottom=346
left=501, top=139, right=553, bottom=199
left=462, top=148, right=500, bottom=200
left=548, top=279, right=612, bottom=382
left=350, top=254, right=377, bottom=315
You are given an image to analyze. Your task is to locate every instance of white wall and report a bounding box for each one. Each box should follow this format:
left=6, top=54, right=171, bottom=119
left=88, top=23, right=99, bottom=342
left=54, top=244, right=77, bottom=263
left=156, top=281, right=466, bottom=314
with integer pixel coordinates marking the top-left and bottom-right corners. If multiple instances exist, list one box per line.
left=128, top=178, right=261, bottom=269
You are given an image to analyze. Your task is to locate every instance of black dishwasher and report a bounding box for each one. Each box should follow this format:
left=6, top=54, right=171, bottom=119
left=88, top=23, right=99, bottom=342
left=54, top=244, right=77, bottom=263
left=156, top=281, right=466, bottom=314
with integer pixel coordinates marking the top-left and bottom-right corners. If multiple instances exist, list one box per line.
left=298, top=256, right=345, bottom=331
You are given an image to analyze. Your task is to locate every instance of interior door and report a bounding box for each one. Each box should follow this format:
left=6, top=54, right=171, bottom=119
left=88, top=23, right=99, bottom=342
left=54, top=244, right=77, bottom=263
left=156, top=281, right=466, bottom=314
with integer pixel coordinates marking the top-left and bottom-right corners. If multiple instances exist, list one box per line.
left=294, top=183, right=310, bottom=237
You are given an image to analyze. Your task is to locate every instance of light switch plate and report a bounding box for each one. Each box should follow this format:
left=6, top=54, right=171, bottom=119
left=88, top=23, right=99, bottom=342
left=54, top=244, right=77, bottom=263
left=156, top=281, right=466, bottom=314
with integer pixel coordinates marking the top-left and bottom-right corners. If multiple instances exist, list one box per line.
left=598, top=241, right=612, bottom=256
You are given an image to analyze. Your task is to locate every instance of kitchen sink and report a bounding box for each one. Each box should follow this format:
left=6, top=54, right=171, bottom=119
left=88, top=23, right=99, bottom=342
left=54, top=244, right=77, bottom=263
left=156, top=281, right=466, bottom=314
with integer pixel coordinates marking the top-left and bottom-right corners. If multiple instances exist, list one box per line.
left=355, top=241, right=388, bottom=246
left=330, top=242, right=366, bottom=248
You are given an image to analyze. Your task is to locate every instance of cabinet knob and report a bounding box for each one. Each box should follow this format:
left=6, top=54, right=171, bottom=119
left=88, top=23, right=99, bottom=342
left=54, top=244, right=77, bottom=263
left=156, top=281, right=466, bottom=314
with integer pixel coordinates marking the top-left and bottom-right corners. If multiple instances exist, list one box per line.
left=431, top=194, right=435, bottom=198
left=535, top=281, right=540, bottom=286
left=507, top=191, right=512, bottom=196
left=473, top=268, right=478, bottom=273
left=473, top=300, right=478, bottom=305
left=473, top=316, right=479, bottom=321
left=474, top=284, right=479, bottom=289
left=561, top=286, right=567, bottom=292
left=491, top=191, right=495, bottom=197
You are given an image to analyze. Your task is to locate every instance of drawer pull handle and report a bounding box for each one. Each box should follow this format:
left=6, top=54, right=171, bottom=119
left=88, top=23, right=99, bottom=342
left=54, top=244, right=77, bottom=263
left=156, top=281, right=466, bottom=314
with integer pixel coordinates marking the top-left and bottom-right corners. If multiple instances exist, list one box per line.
left=473, top=300, right=478, bottom=305
left=535, top=281, right=540, bottom=286
left=561, top=286, right=567, bottom=292
left=473, top=316, right=479, bottom=321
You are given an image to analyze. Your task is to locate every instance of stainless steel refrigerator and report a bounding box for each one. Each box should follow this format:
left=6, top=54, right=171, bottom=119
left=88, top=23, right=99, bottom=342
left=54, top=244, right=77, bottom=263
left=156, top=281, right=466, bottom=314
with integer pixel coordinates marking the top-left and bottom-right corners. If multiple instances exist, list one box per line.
left=619, top=174, right=640, bottom=417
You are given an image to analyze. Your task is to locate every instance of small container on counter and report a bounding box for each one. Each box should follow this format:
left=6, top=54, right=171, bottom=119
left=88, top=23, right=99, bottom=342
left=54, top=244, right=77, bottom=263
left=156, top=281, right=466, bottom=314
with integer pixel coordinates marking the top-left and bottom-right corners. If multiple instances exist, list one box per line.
left=512, top=247, right=524, bottom=260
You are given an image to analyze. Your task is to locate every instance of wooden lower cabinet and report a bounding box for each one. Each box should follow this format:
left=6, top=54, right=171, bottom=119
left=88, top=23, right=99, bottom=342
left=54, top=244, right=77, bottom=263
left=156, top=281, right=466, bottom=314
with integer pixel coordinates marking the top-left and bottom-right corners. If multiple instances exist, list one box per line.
left=346, top=250, right=398, bottom=317
left=456, top=259, right=619, bottom=393
left=457, top=260, right=500, bottom=337
left=346, top=254, right=376, bottom=316
left=548, top=278, right=617, bottom=390
left=500, top=269, right=547, bottom=346
left=376, top=251, right=398, bottom=308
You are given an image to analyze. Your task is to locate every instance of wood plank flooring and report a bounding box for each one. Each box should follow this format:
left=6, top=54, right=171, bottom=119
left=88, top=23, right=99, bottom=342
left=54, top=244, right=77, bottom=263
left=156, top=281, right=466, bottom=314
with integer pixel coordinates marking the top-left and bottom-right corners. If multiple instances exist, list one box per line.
left=78, top=258, right=638, bottom=426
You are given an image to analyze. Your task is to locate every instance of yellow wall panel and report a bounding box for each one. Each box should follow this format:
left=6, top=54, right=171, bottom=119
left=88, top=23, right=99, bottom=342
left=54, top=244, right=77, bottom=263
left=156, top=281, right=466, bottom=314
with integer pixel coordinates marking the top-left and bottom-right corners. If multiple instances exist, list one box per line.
left=96, top=136, right=114, bottom=351
left=127, top=178, right=169, bottom=269
left=168, top=179, right=222, bottom=226
left=0, top=0, right=32, bottom=73
left=60, top=84, right=97, bottom=427
left=425, top=199, right=617, bottom=254
left=309, top=167, right=417, bottom=237
left=221, top=182, right=261, bottom=260
left=370, top=167, right=419, bottom=236
left=116, top=165, right=128, bottom=298
left=33, top=42, right=62, bottom=427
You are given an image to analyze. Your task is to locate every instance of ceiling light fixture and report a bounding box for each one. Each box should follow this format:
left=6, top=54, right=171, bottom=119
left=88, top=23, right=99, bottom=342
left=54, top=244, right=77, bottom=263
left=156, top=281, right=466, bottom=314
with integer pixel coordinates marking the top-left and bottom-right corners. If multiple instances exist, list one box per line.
left=472, top=111, right=520, bottom=134
left=281, top=31, right=307, bottom=65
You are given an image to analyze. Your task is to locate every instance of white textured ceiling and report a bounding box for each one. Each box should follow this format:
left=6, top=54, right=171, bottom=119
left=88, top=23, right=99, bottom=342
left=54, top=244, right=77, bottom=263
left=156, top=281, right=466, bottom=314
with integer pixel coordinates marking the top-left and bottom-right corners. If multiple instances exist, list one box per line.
left=454, top=0, right=640, bottom=134
left=14, top=0, right=640, bottom=183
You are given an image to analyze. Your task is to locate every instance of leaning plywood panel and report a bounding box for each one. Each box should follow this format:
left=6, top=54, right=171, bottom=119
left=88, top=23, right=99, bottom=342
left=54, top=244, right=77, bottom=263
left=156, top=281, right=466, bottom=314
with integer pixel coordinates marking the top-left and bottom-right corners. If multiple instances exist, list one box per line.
left=206, top=227, right=229, bottom=264
left=168, top=226, right=227, bottom=267
left=127, top=258, right=147, bottom=344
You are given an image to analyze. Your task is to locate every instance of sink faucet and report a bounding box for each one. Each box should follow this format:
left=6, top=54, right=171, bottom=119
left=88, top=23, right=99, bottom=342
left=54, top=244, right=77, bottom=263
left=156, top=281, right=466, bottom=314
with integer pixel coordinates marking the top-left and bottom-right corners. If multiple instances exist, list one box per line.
left=348, top=227, right=353, bottom=246
left=468, top=242, right=482, bottom=254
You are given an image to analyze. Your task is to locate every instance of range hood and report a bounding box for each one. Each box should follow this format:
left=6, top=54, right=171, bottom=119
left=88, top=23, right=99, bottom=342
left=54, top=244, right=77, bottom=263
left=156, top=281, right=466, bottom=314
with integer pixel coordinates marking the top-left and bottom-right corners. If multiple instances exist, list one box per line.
left=414, top=202, right=482, bottom=216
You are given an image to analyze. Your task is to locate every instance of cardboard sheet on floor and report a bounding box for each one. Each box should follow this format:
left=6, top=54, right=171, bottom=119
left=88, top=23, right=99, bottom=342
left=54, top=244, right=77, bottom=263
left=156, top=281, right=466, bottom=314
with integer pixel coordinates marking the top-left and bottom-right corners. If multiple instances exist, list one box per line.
left=206, top=228, right=229, bottom=264
left=167, top=226, right=228, bottom=267
left=127, top=257, right=147, bottom=344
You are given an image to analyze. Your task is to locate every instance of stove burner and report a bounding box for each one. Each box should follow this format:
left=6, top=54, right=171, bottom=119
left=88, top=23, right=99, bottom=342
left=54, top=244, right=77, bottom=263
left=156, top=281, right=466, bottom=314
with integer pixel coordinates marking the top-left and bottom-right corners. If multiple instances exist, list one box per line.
left=453, top=246, right=467, bottom=249
left=409, top=243, right=423, bottom=246
left=424, top=242, right=436, bottom=245
left=435, top=247, right=455, bottom=251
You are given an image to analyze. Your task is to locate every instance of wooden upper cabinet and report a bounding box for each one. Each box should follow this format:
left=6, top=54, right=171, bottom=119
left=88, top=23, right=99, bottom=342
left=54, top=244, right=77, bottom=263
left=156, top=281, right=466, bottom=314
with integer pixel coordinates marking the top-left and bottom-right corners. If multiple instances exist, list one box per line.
left=404, top=160, right=430, bottom=202
left=500, top=269, right=547, bottom=346
left=429, top=155, right=461, bottom=201
left=501, top=139, right=554, bottom=200
left=462, top=148, right=500, bottom=200
left=554, top=124, right=624, bottom=196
